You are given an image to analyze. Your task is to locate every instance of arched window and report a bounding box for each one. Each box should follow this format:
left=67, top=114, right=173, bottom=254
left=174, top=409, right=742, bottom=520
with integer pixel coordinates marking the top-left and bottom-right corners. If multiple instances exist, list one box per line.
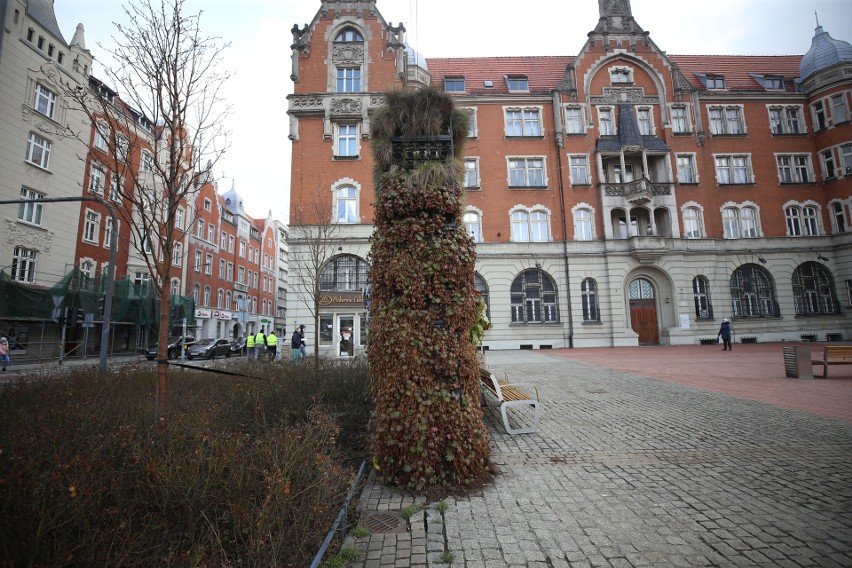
left=730, top=264, right=779, bottom=317
left=510, top=269, right=559, bottom=324
left=629, top=278, right=655, bottom=300
left=474, top=272, right=490, bottom=319
left=217, top=288, right=224, bottom=308
left=723, top=205, right=759, bottom=239
left=692, top=275, right=713, bottom=319
left=511, top=209, right=549, bottom=242
left=830, top=201, right=847, bottom=233
left=464, top=211, right=481, bottom=242
left=334, top=28, right=363, bottom=42
left=321, top=255, right=369, bottom=291
left=203, top=286, right=211, bottom=307
left=335, top=185, right=358, bottom=223
left=193, top=284, right=200, bottom=305
left=573, top=208, right=592, bottom=240
left=226, top=291, right=232, bottom=310
left=683, top=206, right=703, bottom=238
left=792, top=262, right=840, bottom=315
left=581, top=278, right=599, bottom=322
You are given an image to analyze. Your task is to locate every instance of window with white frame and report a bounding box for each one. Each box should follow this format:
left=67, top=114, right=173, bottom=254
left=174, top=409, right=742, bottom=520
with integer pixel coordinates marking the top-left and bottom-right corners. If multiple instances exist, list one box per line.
left=830, top=201, right=847, bottom=233
left=831, top=93, right=849, bottom=124
left=217, top=288, right=224, bottom=308
left=573, top=208, right=593, bottom=240
left=569, top=155, right=590, bottom=185
left=207, top=224, right=215, bottom=242
left=194, top=250, right=202, bottom=272
left=93, top=122, right=109, bottom=151
left=34, top=84, right=57, bottom=119
left=565, top=106, right=584, bottom=134
left=693, top=276, right=713, bottom=319
left=511, top=209, right=549, bottom=242
left=670, top=106, right=691, bottom=133
left=581, top=278, right=600, bottom=322
left=465, top=108, right=477, bottom=137
left=109, top=174, right=123, bottom=201
left=80, top=259, right=94, bottom=278
left=842, top=144, right=852, bottom=172
left=598, top=107, right=615, bottom=135
left=715, top=155, right=752, bottom=185
left=335, top=123, right=358, bottom=157
left=610, top=67, right=632, bottom=84
left=463, top=210, right=481, bottom=242
left=239, top=240, right=246, bottom=257
left=708, top=106, right=745, bottom=135
left=228, top=235, right=235, bottom=253
left=171, top=279, right=180, bottom=298
left=204, top=198, right=212, bottom=211
left=510, top=269, right=559, bottom=324
left=777, top=154, right=812, bottom=184
left=505, top=108, right=542, bottom=137
left=196, top=219, right=204, bottom=238
left=17, top=188, right=43, bottom=226
left=88, top=164, right=105, bottom=194
left=335, top=185, right=358, bottom=223
left=172, top=242, right=182, bottom=266
left=768, top=106, right=802, bottom=135
left=192, top=284, right=200, bottom=305
left=141, top=150, right=153, bottom=172
left=677, top=154, right=697, bottom=183
left=813, top=100, right=827, bottom=130
left=508, top=157, right=545, bottom=187
left=722, top=205, right=759, bottom=239
left=26, top=132, right=51, bottom=169
left=12, top=246, right=37, bottom=282
left=820, top=149, right=837, bottom=179
left=227, top=262, right=233, bottom=281
left=336, top=68, right=361, bottom=93
left=104, top=217, right=117, bottom=248
left=785, top=204, right=820, bottom=236
left=683, top=206, right=703, bottom=238
left=203, top=286, right=211, bottom=307
left=637, top=107, right=653, bottom=135
left=175, top=207, right=184, bottom=230
left=115, top=135, right=129, bottom=162
left=205, top=254, right=213, bottom=275
left=506, top=76, right=529, bottom=92
left=463, top=158, right=479, bottom=189
left=83, top=210, right=100, bottom=244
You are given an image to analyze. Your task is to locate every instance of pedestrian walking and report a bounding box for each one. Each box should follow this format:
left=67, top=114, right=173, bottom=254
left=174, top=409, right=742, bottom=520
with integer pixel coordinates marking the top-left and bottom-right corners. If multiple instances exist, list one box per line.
left=266, top=330, right=278, bottom=361
left=254, top=328, right=266, bottom=360
left=717, top=318, right=733, bottom=351
left=246, top=332, right=256, bottom=359
left=0, top=337, right=10, bottom=371
left=291, top=325, right=305, bottom=362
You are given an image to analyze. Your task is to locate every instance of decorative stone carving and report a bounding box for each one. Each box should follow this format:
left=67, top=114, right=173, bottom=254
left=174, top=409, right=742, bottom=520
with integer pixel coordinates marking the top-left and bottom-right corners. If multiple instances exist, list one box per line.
left=332, top=44, right=364, bottom=65
left=331, top=97, right=361, bottom=115
left=290, top=96, right=325, bottom=110
left=386, top=22, right=405, bottom=50
left=5, top=219, right=53, bottom=252
left=600, top=0, right=632, bottom=17
left=590, top=87, right=658, bottom=105
left=291, top=24, right=310, bottom=52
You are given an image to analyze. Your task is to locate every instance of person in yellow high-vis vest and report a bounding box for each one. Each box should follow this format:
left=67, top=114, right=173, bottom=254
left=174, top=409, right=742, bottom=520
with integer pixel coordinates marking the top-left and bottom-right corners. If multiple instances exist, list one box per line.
left=254, top=329, right=266, bottom=360
left=265, top=331, right=278, bottom=361
left=246, top=332, right=256, bottom=358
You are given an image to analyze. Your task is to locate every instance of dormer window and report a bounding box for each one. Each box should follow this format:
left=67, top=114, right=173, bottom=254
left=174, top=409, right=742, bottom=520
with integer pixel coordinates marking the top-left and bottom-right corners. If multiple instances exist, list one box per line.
left=610, top=67, right=633, bottom=84
left=705, top=75, right=726, bottom=90
left=506, top=76, right=529, bottom=92
left=334, top=28, right=363, bottom=42
left=763, top=76, right=784, bottom=90
left=444, top=77, right=465, bottom=93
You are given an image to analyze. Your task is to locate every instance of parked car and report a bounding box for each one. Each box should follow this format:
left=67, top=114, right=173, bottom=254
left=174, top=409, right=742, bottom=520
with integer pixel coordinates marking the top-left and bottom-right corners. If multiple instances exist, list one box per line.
left=230, top=338, right=246, bottom=356
left=145, top=335, right=196, bottom=361
left=186, top=338, right=232, bottom=360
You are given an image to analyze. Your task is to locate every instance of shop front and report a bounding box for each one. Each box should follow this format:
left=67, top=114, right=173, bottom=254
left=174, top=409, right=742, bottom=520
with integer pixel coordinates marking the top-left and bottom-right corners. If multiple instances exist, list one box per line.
left=317, top=291, right=367, bottom=358
left=194, top=308, right=234, bottom=339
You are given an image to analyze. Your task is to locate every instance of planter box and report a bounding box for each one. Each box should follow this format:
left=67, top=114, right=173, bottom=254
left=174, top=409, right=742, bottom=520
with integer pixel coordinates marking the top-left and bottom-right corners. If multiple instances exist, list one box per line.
left=699, top=338, right=718, bottom=345
left=740, top=336, right=758, bottom=344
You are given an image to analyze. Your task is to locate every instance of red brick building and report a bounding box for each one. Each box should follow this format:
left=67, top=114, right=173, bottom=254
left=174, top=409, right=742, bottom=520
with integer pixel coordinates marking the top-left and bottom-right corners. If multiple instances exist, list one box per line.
left=287, top=0, right=851, bottom=353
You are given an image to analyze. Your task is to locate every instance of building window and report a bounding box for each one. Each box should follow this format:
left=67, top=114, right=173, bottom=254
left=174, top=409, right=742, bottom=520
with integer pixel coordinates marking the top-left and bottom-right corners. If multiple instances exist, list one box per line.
left=763, top=76, right=784, bottom=90
left=505, top=108, right=542, bottom=137
left=228, top=235, right=235, bottom=253
left=715, top=155, right=751, bottom=185
left=335, top=185, right=358, bottom=223
left=463, top=158, right=480, bottom=189
left=722, top=206, right=759, bottom=239
left=196, top=219, right=204, bottom=238
left=820, top=150, right=837, bottom=179
left=204, top=198, right=212, bottom=211
left=172, top=243, right=182, bottom=266
left=207, top=224, right=215, bottom=242
left=104, top=218, right=117, bottom=248
left=692, top=276, right=713, bottom=319
left=227, top=262, right=234, bottom=281
left=813, top=101, right=827, bottom=130
left=573, top=208, right=593, bottom=241
left=320, top=255, right=369, bottom=291
left=463, top=211, right=481, bottom=242
left=671, top=106, right=690, bottom=133
left=34, top=84, right=57, bottom=118
left=598, top=107, right=615, bottom=135
left=17, top=188, right=44, bottom=226
left=203, top=286, right=211, bottom=307
left=569, top=155, right=590, bottom=185
left=841, top=144, right=852, bottom=172
left=219, top=259, right=226, bottom=278
left=335, top=123, right=358, bottom=157
left=610, top=67, right=632, bottom=84
left=115, top=135, right=129, bottom=162
left=705, top=75, right=726, bottom=90
left=793, top=262, right=840, bottom=316
left=677, top=154, right=697, bottom=183
left=785, top=205, right=820, bottom=237
left=80, top=259, right=94, bottom=278
left=506, top=76, right=529, bottom=92
left=26, top=132, right=51, bottom=169
left=777, top=154, right=812, bottom=184
left=511, top=209, right=549, bottom=242
left=510, top=269, right=559, bottom=324
left=768, top=106, right=802, bottom=134
left=831, top=94, right=849, bottom=124
left=175, top=207, right=184, bottom=230
left=565, top=107, right=584, bottom=134
left=581, top=278, right=600, bottom=322
left=141, top=151, right=154, bottom=172
left=337, top=68, right=361, bottom=93
left=335, top=28, right=363, bottom=42
left=508, top=158, right=545, bottom=187
left=465, top=108, right=477, bottom=137
left=239, top=240, right=246, bottom=258
left=444, top=77, right=464, bottom=92
left=205, top=254, right=213, bottom=275
left=194, top=250, right=202, bottom=272
left=94, top=123, right=109, bottom=151
left=83, top=210, right=100, bottom=244
left=683, top=206, right=703, bottom=238
left=193, top=284, right=200, bottom=305
left=11, top=246, right=37, bottom=283
left=217, top=288, right=224, bottom=308
left=730, top=264, right=779, bottom=318
left=831, top=201, right=847, bottom=233
left=708, top=106, right=745, bottom=135
left=109, top=174, right=123, bottom=201
left=637, top=107, right=653, bottom=135
left=474, top=273, right=490, bottom=319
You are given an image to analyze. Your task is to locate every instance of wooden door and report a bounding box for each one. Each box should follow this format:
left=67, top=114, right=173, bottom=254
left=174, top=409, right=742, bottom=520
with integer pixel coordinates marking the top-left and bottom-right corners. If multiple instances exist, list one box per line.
left=630, top=299, right=659, bottom=344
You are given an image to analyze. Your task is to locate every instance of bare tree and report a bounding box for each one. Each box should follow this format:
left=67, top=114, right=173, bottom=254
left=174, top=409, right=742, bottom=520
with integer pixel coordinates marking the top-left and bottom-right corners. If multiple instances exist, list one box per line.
left=57, top=0, right=231, bottom=418
left=288, top=186, right=341, bottom=361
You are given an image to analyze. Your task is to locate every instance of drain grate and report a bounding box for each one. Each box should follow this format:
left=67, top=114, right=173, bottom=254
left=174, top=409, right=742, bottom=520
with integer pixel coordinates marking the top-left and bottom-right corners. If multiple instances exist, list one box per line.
left=361, top=511, right=408, bottom=534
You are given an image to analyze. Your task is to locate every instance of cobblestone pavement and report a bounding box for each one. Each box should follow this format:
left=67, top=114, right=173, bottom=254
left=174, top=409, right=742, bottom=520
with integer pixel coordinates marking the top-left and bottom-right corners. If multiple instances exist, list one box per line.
left=345, top=349, right=852, bottom=567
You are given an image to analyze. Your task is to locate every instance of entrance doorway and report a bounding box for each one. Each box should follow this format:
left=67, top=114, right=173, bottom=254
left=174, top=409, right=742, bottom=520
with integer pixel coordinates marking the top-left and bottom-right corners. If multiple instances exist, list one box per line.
left=337, top=314, right=354, bottom=357
left=629, top=277, right=659, bottom=344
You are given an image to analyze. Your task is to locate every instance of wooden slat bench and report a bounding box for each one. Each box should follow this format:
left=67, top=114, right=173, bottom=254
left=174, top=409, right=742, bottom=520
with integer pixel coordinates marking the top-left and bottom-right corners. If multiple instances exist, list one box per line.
left=812, top=345, right=852, bottom=378
left=478, top=367, right=541, bottom=435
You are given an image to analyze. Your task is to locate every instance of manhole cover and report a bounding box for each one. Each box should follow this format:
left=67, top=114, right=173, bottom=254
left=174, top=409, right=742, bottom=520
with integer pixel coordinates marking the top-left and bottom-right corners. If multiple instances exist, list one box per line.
left=361, top=511, right=408, bottom=534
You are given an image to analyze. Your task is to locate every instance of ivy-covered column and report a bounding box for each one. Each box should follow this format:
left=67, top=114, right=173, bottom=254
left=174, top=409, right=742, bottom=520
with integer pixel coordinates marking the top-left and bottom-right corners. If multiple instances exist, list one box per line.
left=367, top=88, right=490, bottom=492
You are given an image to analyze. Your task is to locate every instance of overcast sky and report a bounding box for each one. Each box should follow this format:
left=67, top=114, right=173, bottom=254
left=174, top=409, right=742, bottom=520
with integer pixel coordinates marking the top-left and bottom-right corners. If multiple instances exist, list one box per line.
left=54, top=0, right=852, bottom=221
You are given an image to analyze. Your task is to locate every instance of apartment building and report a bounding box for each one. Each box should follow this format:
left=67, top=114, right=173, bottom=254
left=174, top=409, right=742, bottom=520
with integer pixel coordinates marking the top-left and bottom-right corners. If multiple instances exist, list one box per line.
left=286, top=0, right=852, bottom=355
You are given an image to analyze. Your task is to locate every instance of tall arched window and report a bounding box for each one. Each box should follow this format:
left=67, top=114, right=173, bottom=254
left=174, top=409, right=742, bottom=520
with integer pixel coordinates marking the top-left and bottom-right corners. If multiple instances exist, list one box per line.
left=321, top=255, right=369, bottom=291
left=464, top=211, right=481, bottom=242
left=510, top=269, right=559, bottom=324
left=683, top=206, right=703, bottom=238
left=792, top=262, right=840, bottom=315
left=692, top=275, right=713, bottom=319
left=574, top=208, right=592, bottom=240
left=217, top=288, right=224, bottom=308
left=730, top=264, right=779, bottom=317
left=334, top=28, right=363, bottom=42
left=203, top=286, right=211, bottom=307
left=474, top=272, right=490, bottom=319
left=581, top=278, right=599, bottom=322
left=335, top=185, right=358, bottom=223
left=193, top=284, right=200, bottom=305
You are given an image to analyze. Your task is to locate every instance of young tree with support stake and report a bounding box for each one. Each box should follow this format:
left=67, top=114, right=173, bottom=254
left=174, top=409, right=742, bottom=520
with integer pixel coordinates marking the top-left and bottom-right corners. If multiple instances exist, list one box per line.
left=56, top=0, right=231, bottom=419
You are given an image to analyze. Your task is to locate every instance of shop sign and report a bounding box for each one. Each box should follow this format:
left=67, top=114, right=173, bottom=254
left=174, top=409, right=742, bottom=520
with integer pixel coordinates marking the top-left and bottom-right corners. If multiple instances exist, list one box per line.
left=195, top=309, right=233, bottom=320
left=318, top=291, right=364, bottom=307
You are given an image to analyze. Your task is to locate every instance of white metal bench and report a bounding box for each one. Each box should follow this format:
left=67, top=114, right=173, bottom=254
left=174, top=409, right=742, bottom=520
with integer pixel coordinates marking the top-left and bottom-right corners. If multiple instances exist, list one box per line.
left=478, top=367, right=541, bottom=435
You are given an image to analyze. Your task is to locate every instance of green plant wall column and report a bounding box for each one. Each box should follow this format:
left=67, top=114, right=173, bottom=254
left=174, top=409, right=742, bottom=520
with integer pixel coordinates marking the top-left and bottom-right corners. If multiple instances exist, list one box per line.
left=368, top=88, right=490, bottom=492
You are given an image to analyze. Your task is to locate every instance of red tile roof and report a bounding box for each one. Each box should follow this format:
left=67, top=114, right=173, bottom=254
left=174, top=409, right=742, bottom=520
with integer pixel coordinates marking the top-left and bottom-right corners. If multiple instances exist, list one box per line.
left=669, top=55, right=803, bottom=92
left=427, top=56, right=574, bottom=95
